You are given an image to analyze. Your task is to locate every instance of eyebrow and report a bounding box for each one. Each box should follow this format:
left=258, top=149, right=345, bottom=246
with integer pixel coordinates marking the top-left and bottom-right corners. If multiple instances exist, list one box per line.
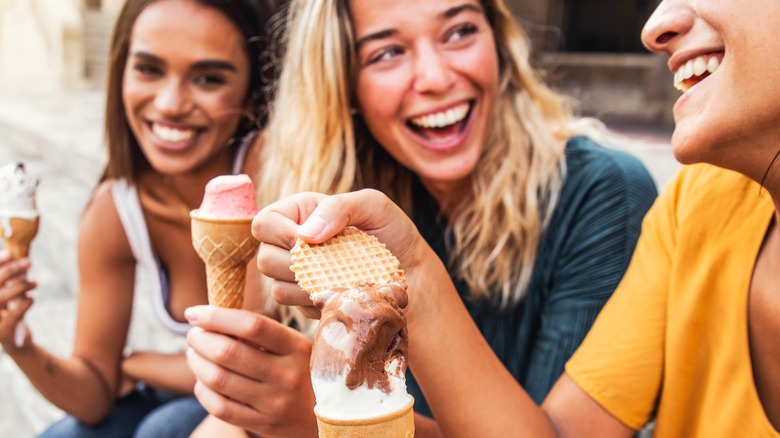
left=354, top=3, right=485, bottom=51
left=129, top=51, right=238, bottom=72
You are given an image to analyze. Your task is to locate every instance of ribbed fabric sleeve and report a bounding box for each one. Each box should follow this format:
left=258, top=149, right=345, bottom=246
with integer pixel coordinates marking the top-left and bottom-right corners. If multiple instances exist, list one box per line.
left=407, top=136, right=658, bottom=416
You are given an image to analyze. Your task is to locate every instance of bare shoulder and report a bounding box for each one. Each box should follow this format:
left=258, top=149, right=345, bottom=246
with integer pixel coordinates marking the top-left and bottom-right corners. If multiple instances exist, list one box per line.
left=79, top=180, right=133, bottom=263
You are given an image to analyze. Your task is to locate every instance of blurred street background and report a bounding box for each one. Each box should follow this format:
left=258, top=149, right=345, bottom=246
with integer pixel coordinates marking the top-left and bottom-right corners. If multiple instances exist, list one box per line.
left=0, top=0, right=678, bottom=436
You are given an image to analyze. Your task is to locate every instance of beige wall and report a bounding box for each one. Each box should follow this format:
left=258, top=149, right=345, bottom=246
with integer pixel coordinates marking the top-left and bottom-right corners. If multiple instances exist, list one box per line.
left=0, top=0, right=85, bottom=90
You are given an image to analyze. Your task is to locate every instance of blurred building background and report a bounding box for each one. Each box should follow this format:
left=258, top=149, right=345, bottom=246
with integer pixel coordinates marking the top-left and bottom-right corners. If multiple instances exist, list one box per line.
left=0, top=0, right=674, bottom=127
left=510, top=0, right=674, bottom=127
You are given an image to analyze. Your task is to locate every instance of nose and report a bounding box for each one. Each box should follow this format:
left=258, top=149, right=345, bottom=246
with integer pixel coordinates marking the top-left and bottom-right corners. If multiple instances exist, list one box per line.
left=641, top=0, right=694, bottom=53
left=154, top=79, right=192, bottom=117
left=412, top=43, right=456, bottom=94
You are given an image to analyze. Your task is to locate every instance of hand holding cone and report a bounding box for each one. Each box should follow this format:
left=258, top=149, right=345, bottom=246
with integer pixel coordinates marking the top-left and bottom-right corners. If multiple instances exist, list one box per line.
left=0, top=162, right=40, bottom=348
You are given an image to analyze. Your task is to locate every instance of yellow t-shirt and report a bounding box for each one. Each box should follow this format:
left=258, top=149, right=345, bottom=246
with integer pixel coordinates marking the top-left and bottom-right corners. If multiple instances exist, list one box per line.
left=566, top=163, right=779, bottom=436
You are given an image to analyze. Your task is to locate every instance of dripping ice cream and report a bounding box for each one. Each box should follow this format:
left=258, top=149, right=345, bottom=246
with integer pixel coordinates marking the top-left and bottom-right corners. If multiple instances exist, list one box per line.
left=310, top=279, right=413, bottom=421
left=289, top=228, right=415, bottom=436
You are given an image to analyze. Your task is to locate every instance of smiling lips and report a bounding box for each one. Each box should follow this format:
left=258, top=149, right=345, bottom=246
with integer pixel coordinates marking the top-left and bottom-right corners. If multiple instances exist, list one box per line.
left=674, top=54, right=721, bottom=93
left=407, top=102, right=471, bottom=143
left=151, top=122, right=197, bottom=143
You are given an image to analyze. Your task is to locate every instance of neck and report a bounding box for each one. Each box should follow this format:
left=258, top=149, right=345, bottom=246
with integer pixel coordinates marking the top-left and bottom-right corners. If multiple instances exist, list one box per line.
left=419, top=178, right=470, bottom=218
left=164, top=150, right=235, bottom=209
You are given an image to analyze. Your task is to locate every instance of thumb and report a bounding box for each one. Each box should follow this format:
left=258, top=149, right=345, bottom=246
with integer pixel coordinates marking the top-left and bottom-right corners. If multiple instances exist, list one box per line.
left=295, top=189, right=408, bottom=243
left=294, top=189, right=423, bottom=266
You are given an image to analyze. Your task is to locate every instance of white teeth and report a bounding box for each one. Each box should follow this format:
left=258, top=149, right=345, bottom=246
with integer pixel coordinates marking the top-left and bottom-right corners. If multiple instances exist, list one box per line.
left=410, top=103, right=470, bottom=129
left=673, top=54, right=721, bottom=93
left=707, top=56, right=720, bottom=73
left=152, top=123, right=195, bottom=142
left=693, top=57, right=707, bottom=76
left=683, top=61, right=694, bottom=79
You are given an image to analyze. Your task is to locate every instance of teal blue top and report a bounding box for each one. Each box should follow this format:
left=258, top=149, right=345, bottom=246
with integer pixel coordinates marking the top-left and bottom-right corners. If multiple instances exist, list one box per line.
left=406, top=136, right=658, bottom=416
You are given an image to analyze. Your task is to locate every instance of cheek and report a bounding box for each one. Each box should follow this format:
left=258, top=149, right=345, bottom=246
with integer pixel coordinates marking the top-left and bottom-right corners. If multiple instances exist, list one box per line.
left=472, top=49, right=499, bottom=96
left=355, top=73, right=405, bottom=121
left=209, top=85, right=251, bottom=126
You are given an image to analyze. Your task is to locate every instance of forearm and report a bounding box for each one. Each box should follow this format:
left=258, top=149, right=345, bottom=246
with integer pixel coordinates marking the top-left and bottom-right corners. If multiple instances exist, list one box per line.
left=414, top=413, right=445, bottom=438
left=405, top=255, right=557, bottom=438
left=123, top=351, right=195, bottom=395
left=8, top=341, right=114, bottom=423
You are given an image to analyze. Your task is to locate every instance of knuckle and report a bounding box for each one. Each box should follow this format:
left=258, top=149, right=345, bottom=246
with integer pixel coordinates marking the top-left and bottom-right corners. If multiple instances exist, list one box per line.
left=214, top=340, right=239, bottom=364
left=255, top=245, right=272, bottom=271
left=270, top=282, right=290, bottom=304
left=210, top=401, right=233, bottom=422
left=205, top=366, right=230, bottom=391
left=244, top=313, right=266, bottom=337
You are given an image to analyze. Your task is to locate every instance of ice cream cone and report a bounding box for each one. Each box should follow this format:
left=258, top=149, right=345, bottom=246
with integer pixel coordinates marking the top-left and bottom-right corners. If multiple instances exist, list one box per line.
left=190, top=213, right=257, bottom=309
left=314, top=399, right=414, bottom=438
left=0, top=216, right=39, bottom=259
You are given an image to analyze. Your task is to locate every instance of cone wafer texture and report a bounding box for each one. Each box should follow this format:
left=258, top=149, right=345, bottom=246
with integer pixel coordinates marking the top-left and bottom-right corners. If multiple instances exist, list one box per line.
left=191, top=214, right=257, bottom=309
left=290, top=228, right=403, bottom=295
left=314, top=401, right=414, bottom=438
left=0, top=216, right=39, bottom=259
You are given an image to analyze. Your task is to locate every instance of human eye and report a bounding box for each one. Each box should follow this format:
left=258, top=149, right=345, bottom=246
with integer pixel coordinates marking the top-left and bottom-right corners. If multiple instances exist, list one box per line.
left=132, top=62, right=162, bottom=77
left=366, top=46, right=404, bottom=65
left=192, top=73, right=227, bottom=87
left=447, top=23, right=478, bottom=43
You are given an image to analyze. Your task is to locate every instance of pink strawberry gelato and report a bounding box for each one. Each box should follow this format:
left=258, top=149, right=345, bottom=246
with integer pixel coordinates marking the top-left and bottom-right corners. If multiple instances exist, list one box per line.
left=194, top=174, right=258, bottom=218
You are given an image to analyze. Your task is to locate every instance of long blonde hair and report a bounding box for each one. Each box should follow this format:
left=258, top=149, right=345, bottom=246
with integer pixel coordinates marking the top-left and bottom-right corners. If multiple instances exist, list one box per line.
left=261, top=0, right=597, bottom=308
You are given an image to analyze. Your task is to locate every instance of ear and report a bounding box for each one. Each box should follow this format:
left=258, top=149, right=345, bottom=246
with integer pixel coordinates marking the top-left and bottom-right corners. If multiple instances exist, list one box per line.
left=311, top=290, right=339, bottom=310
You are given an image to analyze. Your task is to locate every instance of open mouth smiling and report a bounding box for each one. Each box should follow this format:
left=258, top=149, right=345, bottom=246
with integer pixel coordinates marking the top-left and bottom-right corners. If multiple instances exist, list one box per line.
left=674, top=54, right=721, bottom=93
left=150, top=122, right=198, bottom=143
left=407, top=102, right=473, bottom=142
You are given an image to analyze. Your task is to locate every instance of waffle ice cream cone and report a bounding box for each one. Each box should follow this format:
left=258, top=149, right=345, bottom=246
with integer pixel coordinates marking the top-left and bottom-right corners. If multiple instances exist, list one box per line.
left=190, top=214, right=257, bottom=309
left=0, top=216, right=39, bottom=259
left=314, top=400, right=414, bottom=438
left=292, top=228, right=413, bottom=437
left=0, top=162, right=40, bottom=349
left=290, top=227, right=403, bottom=295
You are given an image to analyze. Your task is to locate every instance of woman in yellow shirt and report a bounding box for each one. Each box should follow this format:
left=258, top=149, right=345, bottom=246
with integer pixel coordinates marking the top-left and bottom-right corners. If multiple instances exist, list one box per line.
left=249, top=0, right=780, bottom=436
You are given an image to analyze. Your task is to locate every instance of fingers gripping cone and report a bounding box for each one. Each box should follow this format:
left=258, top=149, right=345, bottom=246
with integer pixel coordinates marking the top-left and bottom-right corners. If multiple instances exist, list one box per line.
left=190, top=214, right=257, bottom=309
left=0, top=216, right=40, bottom=259
left=0, top=162, right=40, bottom=348
left=0, top=216, right=39, bottom=348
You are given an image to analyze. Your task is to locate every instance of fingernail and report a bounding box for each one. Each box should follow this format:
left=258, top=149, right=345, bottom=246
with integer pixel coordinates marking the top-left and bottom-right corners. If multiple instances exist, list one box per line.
left=297, top=215, right=327, bottom=238
left=184, top=306, right=200, bottom=322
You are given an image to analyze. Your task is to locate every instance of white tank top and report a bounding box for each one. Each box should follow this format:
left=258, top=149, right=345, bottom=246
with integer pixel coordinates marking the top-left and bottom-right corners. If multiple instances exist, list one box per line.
left=110, top=137, right=252, bottom=335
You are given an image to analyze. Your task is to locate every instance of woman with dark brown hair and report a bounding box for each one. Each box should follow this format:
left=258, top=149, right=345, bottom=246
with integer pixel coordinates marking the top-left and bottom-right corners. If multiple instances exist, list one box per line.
left=0, top=0, right=284, bottom=436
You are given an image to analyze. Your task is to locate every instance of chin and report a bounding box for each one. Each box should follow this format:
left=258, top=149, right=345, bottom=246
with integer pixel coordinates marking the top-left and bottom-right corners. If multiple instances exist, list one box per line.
left=670, top=125, right=708, bottom=165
